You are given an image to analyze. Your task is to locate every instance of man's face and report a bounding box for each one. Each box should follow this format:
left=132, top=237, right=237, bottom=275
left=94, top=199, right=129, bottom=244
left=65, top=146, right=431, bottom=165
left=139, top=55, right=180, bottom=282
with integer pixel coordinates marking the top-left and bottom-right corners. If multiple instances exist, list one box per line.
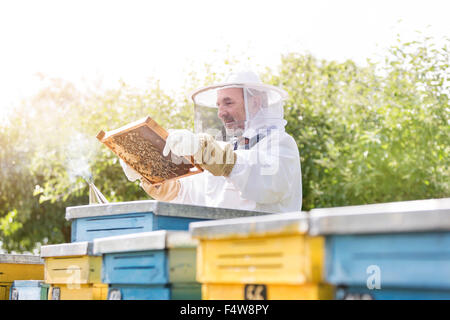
left=216, top=87, right=246, bottom=130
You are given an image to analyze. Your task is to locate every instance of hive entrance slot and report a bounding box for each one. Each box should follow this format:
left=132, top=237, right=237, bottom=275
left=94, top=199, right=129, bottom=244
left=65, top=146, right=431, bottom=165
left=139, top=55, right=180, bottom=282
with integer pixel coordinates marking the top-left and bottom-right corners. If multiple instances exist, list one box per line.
left=86, top=227, right=144, bottom=232
left=352, top=252, right=450, bottom=260
left=51, top=267, right=82, bottom=271
left=217, top=264, right=283, bottom=270
left=113, top=266, right=156, bottom=270
left=87, top=215, right=146, bottom=221
left=113, top=254, right=155, bottom=260
left=218, top=252, right=282, bottom=259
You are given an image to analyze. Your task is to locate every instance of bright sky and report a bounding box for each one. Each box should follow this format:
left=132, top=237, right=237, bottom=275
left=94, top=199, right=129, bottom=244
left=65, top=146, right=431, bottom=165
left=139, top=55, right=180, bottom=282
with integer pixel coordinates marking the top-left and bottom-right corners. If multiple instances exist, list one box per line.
left=0, top=0, right=449, bottom=119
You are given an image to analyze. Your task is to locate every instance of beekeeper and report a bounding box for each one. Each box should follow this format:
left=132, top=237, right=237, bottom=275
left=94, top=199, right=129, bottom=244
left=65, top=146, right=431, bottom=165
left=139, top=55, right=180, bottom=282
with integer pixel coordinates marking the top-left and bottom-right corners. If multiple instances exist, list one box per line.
left=120, top=71, right=302, bottom=212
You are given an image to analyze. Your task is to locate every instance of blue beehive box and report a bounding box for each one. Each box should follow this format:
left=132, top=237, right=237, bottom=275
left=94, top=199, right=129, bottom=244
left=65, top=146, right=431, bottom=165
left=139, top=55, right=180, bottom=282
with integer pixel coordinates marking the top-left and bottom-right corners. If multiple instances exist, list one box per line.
left=10, top=280, right=49, bottom=300
left=66, top=200, right=267, bottom=242
left=93, top=230, right=200, bottom=300
left=309, top=197, right=450, bottom=300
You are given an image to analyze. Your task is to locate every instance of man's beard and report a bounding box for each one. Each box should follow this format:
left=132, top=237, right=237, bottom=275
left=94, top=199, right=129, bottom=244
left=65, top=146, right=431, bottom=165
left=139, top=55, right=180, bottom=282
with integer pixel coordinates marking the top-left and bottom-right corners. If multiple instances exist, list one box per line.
left=223, top=120, right=245, bottom=139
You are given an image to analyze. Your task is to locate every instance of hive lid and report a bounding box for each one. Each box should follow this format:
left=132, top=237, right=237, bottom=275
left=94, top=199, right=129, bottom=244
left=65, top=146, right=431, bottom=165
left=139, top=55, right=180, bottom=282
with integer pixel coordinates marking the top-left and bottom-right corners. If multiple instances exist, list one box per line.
left=189, top=212, right=309, bottom=240
left=309, top=197, right=450, bottom=235
left=40, top=242, right=96, bottom=257
left=65, top=200, right=269, bottom=221
left=0, top=254, right=43, bottom=265
left=93, top=230, right=198, bottom=255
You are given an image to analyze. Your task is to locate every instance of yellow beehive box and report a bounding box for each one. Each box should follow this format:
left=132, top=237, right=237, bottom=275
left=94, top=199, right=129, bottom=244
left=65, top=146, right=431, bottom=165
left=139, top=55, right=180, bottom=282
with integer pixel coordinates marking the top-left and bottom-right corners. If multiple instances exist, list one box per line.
left=0, top=254, right=44, bottom=283
left=48, top=283, right=108, bottom=300
left=40, top=242, right=102, bottom=285
left=0, top=282, right=12, bottom=300
left=202, top=283, right=335, bottom=300
left=190, top=212, right=325, bottom=285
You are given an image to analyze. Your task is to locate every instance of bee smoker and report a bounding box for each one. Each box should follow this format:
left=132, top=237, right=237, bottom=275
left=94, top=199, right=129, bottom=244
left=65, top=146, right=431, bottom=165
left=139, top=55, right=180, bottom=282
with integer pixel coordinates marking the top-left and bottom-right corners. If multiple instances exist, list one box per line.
left=88, top=181, right=109, bottom=204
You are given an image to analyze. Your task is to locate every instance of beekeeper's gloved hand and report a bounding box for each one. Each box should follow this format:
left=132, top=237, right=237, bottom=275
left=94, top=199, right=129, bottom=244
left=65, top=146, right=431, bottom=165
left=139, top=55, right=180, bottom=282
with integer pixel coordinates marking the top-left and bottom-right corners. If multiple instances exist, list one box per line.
left=163, top=129, right=237, bottom=177
left=140, top=179, right=181, bottom=202
left=119, top=159, right=141, bottom=182
left=120, top=158, right=180, bottom=201
left=163, top=129, right=200, bottom=158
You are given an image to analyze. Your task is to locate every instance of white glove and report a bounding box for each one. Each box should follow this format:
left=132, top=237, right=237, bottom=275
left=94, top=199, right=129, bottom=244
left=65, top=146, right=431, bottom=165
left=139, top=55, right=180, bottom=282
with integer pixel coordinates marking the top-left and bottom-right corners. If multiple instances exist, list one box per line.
left=165, top=130, right=237, bottom=177
left=119, top=158, right=141, bottom=182
left=163, top=129, right=200, bottom=157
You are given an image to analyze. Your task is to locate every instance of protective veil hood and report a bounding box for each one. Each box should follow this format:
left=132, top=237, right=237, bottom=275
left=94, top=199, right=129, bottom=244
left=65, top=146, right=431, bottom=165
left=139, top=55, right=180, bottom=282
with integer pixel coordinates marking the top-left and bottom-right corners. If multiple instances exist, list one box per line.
left=191, top=71, right=288, bottom=142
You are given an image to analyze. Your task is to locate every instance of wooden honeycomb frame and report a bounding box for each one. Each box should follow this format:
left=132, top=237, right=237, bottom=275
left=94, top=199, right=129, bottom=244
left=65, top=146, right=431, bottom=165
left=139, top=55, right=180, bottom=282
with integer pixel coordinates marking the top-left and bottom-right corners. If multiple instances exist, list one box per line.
left=97, top=116, right=203, bottom=186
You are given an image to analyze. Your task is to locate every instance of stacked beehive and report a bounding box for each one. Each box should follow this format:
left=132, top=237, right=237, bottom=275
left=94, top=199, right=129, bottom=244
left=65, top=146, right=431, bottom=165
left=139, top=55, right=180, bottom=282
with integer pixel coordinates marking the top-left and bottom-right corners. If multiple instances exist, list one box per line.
left=190, top=212, right=334, bottom=300
left=39, top=200, right=267, bottom=300
left=7, top=197, right=449, bottom=300
left=40, top=242, right=107, bottom=300
left=0, top=255, right=44, bottom=300
left=309, top=198, right=450, bottom=300
left=93, top=230, right=200, bottom=300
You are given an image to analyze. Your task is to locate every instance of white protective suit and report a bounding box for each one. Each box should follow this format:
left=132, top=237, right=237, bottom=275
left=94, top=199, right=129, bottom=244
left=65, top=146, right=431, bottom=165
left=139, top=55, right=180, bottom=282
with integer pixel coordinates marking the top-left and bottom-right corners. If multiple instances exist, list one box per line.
left=170, top=71, right=302, bottom=213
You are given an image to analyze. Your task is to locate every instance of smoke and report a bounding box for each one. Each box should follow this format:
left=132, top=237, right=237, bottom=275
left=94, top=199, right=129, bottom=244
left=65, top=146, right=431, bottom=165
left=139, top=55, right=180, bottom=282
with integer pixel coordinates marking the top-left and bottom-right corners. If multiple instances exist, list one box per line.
left=64, top=131, right=99, bottom=184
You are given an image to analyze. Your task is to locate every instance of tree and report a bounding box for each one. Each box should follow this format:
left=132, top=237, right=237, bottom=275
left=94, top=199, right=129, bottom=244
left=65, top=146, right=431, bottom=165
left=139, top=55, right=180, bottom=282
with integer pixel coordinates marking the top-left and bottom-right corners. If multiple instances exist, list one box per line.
left=265, top=35, right=449, bottom=210
left=0, top=77, right=196, bottom=251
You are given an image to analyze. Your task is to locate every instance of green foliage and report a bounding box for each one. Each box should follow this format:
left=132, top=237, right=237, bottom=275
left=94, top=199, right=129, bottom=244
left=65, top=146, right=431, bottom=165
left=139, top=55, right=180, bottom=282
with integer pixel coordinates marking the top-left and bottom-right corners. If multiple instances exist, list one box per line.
left=265, top=34, right=449, bottom=209
left=0, top=35, right=448, bottom=252
left=0, top=78, right=196, bottom=252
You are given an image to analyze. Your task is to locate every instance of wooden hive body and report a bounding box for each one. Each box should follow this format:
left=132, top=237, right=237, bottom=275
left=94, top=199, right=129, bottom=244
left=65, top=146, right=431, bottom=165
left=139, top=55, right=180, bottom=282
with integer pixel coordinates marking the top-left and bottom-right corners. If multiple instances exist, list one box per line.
left=0, top=254, right=44, bottom=300
left=48, top=284, right=108, bottom=300
left=189, top=212, right=333, bottom=300
left=93, top=230, right=201, bottom=300
left=66, top=200, right=268, bottom=242
left=41, top=242, right=102, bottom=285
left=311, top=198, right=450, bottom=300
left=10, top=280, right=49, bottom=300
